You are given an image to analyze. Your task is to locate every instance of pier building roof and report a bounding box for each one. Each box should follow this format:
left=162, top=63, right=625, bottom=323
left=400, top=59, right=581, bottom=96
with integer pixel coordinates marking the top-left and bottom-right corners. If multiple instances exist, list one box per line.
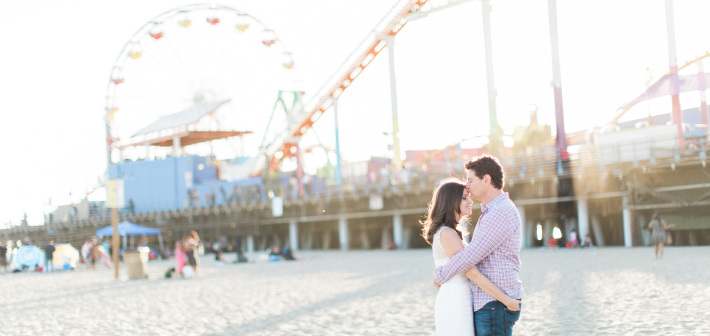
left=125, top=99, right=252, bottom=148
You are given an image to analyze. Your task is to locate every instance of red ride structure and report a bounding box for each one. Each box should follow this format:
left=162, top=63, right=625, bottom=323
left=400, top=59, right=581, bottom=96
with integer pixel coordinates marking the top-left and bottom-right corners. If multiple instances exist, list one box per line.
left=260, top=0, right=429, bottom=175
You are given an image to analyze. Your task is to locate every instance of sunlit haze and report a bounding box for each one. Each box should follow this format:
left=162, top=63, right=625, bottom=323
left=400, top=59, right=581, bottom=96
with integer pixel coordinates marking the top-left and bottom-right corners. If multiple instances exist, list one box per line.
left=2, top=0, right=710, bottom=225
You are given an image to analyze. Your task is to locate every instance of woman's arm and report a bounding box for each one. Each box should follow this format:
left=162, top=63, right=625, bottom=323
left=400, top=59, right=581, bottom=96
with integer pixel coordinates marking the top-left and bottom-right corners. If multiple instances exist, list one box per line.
left=663, top=221, right=675, bottom=230
left=439, top=228, right=521, bottom=311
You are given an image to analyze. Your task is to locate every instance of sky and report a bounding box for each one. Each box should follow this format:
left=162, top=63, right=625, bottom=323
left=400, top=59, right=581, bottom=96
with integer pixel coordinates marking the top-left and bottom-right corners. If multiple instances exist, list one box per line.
left=2, top=0, right=710, bottom=226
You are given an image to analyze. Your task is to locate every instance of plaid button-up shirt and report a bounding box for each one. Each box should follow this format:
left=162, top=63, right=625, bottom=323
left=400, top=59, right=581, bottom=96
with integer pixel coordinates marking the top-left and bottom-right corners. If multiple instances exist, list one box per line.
left=434, top=192, right=524, bottom=311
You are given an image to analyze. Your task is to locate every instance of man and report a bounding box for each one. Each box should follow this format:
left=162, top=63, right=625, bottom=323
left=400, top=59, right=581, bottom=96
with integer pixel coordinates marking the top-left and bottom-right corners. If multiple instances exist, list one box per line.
left=44, top=240, right=56, bottom=273
left=434, top=155, right=524, bottom=336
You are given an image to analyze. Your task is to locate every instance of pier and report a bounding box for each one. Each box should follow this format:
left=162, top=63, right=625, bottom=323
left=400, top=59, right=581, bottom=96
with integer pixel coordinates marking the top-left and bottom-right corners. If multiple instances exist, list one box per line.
left=5, top=134, right=708, bottom=251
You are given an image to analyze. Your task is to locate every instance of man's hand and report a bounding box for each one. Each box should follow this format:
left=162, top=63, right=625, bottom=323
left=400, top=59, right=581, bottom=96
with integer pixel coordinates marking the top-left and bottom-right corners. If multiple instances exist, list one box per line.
left=503, top=298, right=521, bottom=311
left=432, top=273, right=441, bottom=290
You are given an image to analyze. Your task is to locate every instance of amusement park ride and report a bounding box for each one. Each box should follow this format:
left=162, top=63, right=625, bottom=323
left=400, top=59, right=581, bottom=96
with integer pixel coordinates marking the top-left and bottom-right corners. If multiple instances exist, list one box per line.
left=104, top=1, right=444, bottom=181
left=104, top=2, right=542, bottom=179
left=103, top=0, right=536, bottom=180
left=104, top=3, right=299, bottom=170
left=258, top=0, right=429, bottom=174
left=103, top=0, right=708, bottom=187
left=10, top=0, right=710, bottom=251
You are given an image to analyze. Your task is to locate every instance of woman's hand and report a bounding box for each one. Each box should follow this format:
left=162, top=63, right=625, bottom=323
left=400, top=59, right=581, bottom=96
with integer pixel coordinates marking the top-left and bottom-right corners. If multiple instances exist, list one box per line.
left=503, top=298, right=521, bottom=311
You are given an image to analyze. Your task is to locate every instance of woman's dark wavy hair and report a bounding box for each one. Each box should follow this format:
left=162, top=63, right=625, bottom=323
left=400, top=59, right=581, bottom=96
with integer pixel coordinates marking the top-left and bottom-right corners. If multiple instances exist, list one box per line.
left=420, top=178, right=468, bottom=245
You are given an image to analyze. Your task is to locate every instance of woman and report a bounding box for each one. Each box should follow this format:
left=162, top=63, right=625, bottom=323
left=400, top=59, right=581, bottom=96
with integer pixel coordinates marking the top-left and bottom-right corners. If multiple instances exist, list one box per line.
left=175, top=236, right=187, bottom=277
left=648, top=211, right=674, bottom=259
left=421, top=179, right=520, bottom=336
left=96, top=241, right=112, bottom=269
left=184, top=231, right=200, bottom=277
left=80, top=238, right=93, bottom=267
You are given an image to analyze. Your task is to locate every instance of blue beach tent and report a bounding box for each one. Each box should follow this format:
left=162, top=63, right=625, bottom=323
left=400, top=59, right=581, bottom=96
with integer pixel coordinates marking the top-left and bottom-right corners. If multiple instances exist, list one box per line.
left=96, top=221, right=160, bottom=237
left=96, top=221, right=164, bottom=252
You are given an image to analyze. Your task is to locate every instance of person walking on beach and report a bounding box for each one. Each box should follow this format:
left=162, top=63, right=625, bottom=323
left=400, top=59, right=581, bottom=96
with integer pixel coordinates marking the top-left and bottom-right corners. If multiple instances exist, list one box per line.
left=0, top=240, right=8, bottom=272
left=648, top=211, right=674, bottom=259
left=569, top=230, right=579, bottom=248
left=44, top=240, right=56, bottom=273
left=184, top=231, right=201, bottom=277
left=175, top=236, right=187, bottom=277
left=423, top=178, right=521, bottom=336
left=88, top=237, right=101, bottom=270
left=434, top=155, right=524, bottom=336
left=81, top=238, right=94, bottom=268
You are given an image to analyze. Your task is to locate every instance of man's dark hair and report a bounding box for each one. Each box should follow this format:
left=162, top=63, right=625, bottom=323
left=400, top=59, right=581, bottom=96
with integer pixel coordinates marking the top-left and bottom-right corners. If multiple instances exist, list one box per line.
left=464, top=155, right=505, bottom=190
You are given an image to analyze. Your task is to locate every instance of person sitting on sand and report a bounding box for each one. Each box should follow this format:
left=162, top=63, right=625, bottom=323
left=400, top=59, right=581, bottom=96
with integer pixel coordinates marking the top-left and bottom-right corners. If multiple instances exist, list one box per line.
left=582, top=234, right=593, bottom=248
left=282, top=245, right=295, bottom=261
left=214, top=249, right=224, bottom=265
left=268, top=244, right=281, bottom=258
left=547, top=236, right=559, bottom=249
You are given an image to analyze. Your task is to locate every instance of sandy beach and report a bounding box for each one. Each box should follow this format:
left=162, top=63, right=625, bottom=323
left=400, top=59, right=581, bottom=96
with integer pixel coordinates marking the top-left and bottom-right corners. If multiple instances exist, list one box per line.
left=1, top=246, right=708, bottom=335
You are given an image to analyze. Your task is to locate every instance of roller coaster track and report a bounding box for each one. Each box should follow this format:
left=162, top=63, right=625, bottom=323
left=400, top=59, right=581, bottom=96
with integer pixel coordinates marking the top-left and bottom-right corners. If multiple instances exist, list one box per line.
left=609, top=51, right=710, bottom=125
left=257, top=0, right=431, bottom=175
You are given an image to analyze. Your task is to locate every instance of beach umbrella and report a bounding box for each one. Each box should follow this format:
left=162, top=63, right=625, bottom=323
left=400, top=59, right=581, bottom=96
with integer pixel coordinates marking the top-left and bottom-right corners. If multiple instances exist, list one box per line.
left=11, top=245, right=45, bottom=271
left=96, top=221, right=160, bottom=237
left=53, top=243, right=80, bottom=270
left=96, top=221, right=164, bottom=253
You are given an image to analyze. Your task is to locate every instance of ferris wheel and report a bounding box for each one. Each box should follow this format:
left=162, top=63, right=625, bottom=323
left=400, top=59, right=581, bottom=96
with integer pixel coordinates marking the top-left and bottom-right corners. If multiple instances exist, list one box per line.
left=104, top=4, right=300, bottom=164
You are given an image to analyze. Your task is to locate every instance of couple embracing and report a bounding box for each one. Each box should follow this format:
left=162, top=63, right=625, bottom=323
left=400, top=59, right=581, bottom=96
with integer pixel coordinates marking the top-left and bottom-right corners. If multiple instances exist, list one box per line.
left=422, top=155, right=523, bottom=336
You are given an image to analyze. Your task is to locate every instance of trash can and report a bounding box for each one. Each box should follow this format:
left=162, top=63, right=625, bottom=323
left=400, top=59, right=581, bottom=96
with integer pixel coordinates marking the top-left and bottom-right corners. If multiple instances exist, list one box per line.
left=124, top=246, right=149, bottom=280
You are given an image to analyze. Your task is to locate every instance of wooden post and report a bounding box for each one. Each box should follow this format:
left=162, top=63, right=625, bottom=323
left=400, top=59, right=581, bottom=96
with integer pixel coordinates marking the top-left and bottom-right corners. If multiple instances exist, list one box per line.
left=112, top=207, right=119, bottom=280
left=107, top=178, right=124, bottom=280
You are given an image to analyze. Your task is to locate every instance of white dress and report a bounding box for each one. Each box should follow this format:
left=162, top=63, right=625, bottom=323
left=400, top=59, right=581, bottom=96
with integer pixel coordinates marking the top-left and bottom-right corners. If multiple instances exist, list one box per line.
left=433, top=227, right=474, bottom=336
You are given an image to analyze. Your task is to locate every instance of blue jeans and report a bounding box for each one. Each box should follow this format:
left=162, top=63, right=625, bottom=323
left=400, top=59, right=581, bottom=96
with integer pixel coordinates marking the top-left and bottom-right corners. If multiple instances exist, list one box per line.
left=474, top=300, right=521, bottom=336
left=45, top=259, right=54, bottom=272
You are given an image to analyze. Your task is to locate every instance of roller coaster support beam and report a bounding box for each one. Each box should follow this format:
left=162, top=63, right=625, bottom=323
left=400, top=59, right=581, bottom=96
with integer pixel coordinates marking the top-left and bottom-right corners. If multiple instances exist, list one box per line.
left=664, top=0, right=684, bottom=148
left=547, top=0, right=569, bottom=172
left=333, top=98, right=343, bottom=186
left=295, top=141, right=305, bottom=197
left=697, top=60, right=709, bottom=126
left=265, top=0, right=428, bottom=173
left=481, top=0, right=502, bottom=155
left=383, top=35, right=403, bottom=175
